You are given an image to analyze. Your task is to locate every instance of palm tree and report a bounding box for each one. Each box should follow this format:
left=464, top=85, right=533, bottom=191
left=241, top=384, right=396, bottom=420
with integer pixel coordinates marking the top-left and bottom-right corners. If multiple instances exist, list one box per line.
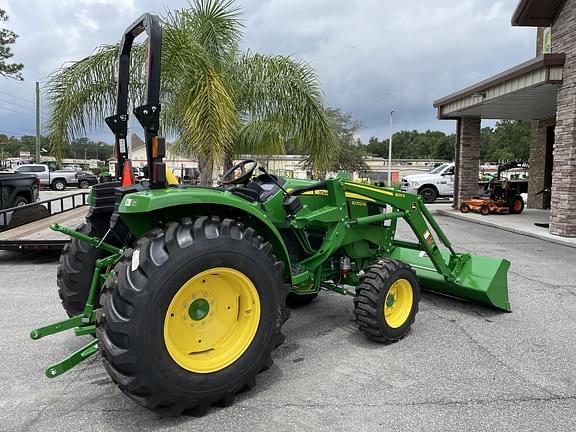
left=46, top=0, right=338, bottom=184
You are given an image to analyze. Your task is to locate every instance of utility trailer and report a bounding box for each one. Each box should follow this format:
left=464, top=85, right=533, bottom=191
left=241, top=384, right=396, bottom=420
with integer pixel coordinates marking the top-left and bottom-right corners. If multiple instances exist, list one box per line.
left=0, top=192, right=89, bottom=251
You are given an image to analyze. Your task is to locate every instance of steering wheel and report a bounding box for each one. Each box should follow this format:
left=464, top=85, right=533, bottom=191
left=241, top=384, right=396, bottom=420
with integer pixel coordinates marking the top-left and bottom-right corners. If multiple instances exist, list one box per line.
left=221, top=159, right=257, bottom=185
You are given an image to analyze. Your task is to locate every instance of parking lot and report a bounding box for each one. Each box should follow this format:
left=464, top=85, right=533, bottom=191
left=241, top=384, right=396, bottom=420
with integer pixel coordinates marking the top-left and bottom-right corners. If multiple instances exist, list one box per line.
left=1, top=216, right=575, bottom=431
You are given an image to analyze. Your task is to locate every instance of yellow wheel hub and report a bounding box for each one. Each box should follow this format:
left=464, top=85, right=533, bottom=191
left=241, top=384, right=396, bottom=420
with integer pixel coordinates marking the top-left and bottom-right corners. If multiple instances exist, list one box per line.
left=384, top=278, right=413, bottom=328
left=164, top=267, right=261, bottom=373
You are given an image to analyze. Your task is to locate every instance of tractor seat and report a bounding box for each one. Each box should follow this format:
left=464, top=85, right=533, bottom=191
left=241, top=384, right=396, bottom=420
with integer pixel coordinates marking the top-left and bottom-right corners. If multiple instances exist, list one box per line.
left=228, top=182, right=264, bottom=203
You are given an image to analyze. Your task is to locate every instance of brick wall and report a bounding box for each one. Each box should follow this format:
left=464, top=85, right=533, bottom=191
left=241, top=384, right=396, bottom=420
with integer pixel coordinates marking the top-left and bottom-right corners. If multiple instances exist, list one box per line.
left=528, top=119, right=555, bottom=209
left=456, top=117, right=481, bottom=207
left=551, top=0, right=576, bottom=237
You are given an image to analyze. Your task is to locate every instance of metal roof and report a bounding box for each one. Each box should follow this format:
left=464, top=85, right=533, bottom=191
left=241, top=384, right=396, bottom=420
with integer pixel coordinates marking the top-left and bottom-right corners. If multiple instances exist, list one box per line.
left=433, top=54, right=565, bottom=120
left=511, top=0, right=567, bottom=26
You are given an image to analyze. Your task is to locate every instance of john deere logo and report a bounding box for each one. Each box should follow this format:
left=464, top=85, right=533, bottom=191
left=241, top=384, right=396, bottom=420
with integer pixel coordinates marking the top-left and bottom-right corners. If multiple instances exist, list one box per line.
left=410, top=202, right=417, bottom=210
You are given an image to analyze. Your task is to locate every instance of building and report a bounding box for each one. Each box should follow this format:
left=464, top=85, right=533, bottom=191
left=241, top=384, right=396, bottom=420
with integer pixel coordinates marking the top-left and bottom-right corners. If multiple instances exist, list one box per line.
left=433, top=0, right=575, bottom=237
left=127, top=133, right=199, bottom=174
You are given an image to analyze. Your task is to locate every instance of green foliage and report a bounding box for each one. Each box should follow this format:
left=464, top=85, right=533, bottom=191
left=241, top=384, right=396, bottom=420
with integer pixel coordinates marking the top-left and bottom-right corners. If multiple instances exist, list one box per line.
left=325, top=108, right=367, bottom=172
left=329, top=143, right=369, bottom=173
left=365, top=130, right=455, bottom=160
left=326, top=108, right=363, bottom=146
left=480, top=120, right=530, bottom=162
left=363, top=120, right=530, bottom=162
left=300, top=108, right=367, bottom=174
left=0, top=9, right=23, bottom=80
left=45, top=0, right=337, bottom=182
left=0, top=134, right=112, bottom=161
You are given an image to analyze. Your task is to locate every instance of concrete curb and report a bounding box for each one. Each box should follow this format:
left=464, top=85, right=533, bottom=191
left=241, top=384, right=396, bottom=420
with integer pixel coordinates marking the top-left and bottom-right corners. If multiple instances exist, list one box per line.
left=436, top=209, right=576, bottom=249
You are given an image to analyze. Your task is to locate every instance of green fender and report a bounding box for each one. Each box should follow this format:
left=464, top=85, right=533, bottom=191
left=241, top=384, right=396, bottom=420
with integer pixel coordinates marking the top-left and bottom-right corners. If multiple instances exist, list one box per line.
left=116, top=187, right=292, bottom=281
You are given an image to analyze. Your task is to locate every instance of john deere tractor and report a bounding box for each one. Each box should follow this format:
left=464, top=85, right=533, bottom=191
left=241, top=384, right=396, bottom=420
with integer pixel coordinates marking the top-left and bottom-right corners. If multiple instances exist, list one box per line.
left=31, top=14, right=511, bottom=416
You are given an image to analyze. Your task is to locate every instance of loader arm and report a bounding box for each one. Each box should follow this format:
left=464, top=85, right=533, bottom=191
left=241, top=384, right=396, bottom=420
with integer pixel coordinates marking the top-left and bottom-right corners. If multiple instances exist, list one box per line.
left=289, top=177, right=510, bottom=311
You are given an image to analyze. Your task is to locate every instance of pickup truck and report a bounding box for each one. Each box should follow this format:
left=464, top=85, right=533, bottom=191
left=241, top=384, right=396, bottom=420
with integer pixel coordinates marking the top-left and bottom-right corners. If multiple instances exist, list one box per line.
left=0, top=172, right=40, bottom=209
left=14, top=164, right=78, bottom=190
left=400, top=163, right=455, bottom=203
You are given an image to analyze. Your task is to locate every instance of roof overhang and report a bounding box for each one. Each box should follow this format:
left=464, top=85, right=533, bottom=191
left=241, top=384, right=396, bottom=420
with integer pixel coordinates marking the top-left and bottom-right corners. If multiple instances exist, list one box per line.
left=433, top=54, right=565, bottom=120
left=512, top=0, right=567, bottom=26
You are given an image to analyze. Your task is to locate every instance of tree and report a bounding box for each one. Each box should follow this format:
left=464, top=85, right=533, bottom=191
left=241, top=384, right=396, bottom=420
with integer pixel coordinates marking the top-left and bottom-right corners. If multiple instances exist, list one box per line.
left=0, top=9, right=23, bottom=80
left=364, top=129, right=455, bottom=160
left=480, top=120, right=530, bottom=162
left=325, top=108, right=367, bottom=173
left=45, top=0, right=337, bottom=184
left=302, top=108, right=367, bottom=175
left=325, top=108, right=363, bottom=146
left=328, top=142, right=369, bottom=173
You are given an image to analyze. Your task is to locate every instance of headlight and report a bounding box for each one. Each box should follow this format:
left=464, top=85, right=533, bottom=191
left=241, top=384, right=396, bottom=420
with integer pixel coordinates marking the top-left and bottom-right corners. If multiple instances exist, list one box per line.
left=409, top=181, right=419, bottom=187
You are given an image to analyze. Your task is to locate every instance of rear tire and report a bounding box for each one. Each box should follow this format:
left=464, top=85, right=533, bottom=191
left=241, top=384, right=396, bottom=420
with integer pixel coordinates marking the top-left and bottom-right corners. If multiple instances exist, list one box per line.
left=79, top=179, right=90, bottom=189
left=509, top=196, right=524, bottom=214
left=52, top=179, right=66, bottom=191
left=57, top=222, right=107, bottom=316
left=97, top=217, right=289, bottom=416
left=354, top=260, right=420, bottom=343
left=480, top=205, right=490, bottom=216
left=459, top=203, right=470, bottom=213
left=419, top=187, right=437, bottom=203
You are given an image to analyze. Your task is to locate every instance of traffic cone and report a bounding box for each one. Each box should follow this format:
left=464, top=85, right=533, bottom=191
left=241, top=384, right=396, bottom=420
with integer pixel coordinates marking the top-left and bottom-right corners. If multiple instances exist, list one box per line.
left=121, top=159, right=135, bottom=186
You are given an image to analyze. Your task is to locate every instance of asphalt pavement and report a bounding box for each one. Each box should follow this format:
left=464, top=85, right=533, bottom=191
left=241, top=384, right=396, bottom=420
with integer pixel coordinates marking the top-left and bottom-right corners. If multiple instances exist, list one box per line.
left=0, top=216, right=575, bottom=431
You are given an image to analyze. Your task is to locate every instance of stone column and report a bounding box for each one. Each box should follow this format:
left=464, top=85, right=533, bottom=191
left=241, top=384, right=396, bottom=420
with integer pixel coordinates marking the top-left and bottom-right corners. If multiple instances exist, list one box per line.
left=456, top=117, right=481, bottom=207
left=528, top=119, right=554, bottom=209
left=551, top=0, right=576, bottom=237
left=452, top=119, right=461, bottom=209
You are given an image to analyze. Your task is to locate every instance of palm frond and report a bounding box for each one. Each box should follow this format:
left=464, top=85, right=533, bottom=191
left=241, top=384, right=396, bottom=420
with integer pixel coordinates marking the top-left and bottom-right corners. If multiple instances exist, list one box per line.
left=235, top=116, right=286, bottom=155
left=162, top=10, right=238, bottom=164
left=234, top=53, right=338, bottom=172
left=45, top=43, right=147, bottom=159
left=173, top=67, right=238, bottom=167
left=168, top=0, right=242, bottom=66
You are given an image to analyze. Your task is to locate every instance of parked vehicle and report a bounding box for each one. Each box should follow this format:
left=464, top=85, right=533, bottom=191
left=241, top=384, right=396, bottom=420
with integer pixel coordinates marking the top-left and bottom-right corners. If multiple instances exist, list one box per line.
left=76, top=172, right=98, bottom=189
left=14, top=164, right=78, bottom=191
left=400, top=163, right=454, bottom=203
left=0, top=172, right=41, bottom=230
left=0, top=172, right=40, bottom=209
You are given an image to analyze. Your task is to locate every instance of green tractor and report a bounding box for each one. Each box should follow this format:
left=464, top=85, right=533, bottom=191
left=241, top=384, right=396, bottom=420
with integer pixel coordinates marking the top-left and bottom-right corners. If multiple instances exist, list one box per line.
left=31, top=14, right=511, bottom=416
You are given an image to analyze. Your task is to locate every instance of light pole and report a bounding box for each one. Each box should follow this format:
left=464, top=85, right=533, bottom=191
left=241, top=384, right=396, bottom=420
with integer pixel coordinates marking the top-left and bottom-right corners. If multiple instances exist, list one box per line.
left=387, top=110, right=394, bottom=187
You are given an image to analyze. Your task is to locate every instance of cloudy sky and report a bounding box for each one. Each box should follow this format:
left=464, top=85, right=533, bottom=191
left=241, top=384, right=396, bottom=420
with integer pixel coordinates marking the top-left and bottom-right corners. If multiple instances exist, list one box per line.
left=0, top=0, right=535, bottom=143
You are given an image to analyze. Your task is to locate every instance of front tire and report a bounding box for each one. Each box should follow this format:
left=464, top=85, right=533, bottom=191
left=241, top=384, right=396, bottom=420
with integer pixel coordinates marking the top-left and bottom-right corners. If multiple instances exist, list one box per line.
left=353, top=260, right=420, bottom=343
left=97, top=217, right=289, bottom=416
left=79, top=179, right=90, bottom=189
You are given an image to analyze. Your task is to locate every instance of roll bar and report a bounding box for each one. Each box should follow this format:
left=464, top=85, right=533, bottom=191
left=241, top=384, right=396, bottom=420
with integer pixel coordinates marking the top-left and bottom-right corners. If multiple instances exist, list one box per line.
left=105, top=13, right=166, bottom=188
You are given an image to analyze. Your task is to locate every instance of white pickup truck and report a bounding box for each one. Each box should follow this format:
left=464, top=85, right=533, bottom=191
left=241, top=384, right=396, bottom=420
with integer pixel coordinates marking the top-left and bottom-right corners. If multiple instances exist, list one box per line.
left=14, top=164, right=79, bottom=191
left=400, top=163, right=454, bottom=203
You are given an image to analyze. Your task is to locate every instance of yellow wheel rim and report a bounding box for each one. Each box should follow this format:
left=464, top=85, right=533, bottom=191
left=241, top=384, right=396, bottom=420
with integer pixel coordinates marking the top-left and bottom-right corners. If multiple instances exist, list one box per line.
left=164, top=267, right=261, bottom=374
left=383, top=278, right=414, bottom=328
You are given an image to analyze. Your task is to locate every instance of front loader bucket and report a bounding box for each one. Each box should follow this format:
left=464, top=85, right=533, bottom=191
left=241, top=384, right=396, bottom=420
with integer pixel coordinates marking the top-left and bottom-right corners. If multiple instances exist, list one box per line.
left=390, top=247, right=511, bottom=312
